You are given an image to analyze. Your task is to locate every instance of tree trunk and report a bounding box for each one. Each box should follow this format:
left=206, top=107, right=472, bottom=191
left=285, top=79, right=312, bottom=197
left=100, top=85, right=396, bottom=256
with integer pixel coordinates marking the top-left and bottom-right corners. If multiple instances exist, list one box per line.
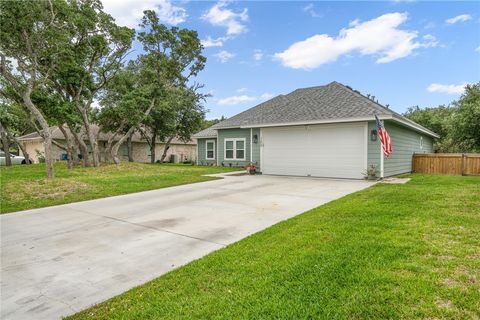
left=150, top=131, right=156, bottom=163
left=111, top=126, right=136, bottom=165
left=79, top=109, right=100, bottom=167
left=111, top=98, right=156, bottom=165
left=11, top=136, right=30, bottom=164
left=105, top=125, right=125, bottom=163
left=67, top=123, right=89, bottom=167
left=160, top=136, right=175, bottom=163
left=58, top=124, right=75, bottom=169
left=71, top=141, right=80, bottom=165
left=127, top=132, right=134, bottom=162
left=0, top=122, right=12, bottom=166
left=23, top=88, right=54, bottom=179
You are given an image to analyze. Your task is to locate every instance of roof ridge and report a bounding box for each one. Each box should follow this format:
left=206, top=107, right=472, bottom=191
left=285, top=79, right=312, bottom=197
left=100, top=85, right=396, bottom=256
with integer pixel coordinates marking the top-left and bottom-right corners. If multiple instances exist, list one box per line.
left=331, top=82, right=394, bottom=116
left=291, top=82, right=335, bottom=92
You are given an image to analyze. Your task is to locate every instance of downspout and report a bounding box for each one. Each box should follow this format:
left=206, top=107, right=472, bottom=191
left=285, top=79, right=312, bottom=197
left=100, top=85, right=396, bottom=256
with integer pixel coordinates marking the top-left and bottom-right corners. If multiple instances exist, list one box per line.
left=196, top=139, right=199, bottom=165
left=250, top=128, right=253, bottom=164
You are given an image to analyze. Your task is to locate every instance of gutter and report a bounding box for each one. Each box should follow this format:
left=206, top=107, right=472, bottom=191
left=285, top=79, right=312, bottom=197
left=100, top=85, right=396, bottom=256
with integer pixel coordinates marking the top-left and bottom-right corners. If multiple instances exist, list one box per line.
left=214, top=116, right=438, bottom=139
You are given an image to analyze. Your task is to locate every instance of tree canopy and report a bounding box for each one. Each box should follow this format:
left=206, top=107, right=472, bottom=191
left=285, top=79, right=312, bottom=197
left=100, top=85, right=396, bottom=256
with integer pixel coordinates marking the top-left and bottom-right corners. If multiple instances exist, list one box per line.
left=404, top=82, right=480, bottom=153
left=1, top=0, right=208, bottom=177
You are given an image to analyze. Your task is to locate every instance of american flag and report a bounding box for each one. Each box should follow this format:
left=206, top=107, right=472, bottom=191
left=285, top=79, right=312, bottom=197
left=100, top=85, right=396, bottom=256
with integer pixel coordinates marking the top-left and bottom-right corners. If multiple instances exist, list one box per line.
left=375, top=115, right=392, bottom=157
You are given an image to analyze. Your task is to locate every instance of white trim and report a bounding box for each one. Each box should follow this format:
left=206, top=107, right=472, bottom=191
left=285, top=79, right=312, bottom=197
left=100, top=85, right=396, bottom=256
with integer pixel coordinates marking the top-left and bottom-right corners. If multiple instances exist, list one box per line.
left=250, top=128, right=253, bottom=163
left=391, top=115, right=439, bottom=138
left=214, top=115, right=438, bottom=139
left=241, top=116, right=389, bottom=129
left=224, top=138, right=246, bottom=161
left=363, top=122, right=368, bottom=172
left=259, top=128, right=263, bottom=172
left=205, top=139, right=216, bottom=160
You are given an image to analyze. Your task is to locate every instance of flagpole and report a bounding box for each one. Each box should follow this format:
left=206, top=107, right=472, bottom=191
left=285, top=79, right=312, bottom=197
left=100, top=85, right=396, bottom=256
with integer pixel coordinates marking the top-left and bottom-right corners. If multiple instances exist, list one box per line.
left=380, top=140, right=384, bottom=179
left=380, top=119, right=384, bottom=179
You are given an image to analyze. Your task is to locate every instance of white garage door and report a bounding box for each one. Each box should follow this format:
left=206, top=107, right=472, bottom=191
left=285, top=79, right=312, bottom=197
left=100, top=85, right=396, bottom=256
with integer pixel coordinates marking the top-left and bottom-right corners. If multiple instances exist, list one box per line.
left=261, top=123, right=367, bottom=179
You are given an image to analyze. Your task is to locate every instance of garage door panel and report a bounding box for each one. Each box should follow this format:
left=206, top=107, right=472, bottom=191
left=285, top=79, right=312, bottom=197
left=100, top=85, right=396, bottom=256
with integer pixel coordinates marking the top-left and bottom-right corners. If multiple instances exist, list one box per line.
left=262, top=123, right=366, bottom=179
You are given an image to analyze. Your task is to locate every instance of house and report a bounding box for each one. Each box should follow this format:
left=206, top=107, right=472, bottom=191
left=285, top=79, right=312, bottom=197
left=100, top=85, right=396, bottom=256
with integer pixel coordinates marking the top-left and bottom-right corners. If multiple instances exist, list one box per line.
left=17, top=126, right=196, bottom=164
left=193, top=82, right=438, bottom=179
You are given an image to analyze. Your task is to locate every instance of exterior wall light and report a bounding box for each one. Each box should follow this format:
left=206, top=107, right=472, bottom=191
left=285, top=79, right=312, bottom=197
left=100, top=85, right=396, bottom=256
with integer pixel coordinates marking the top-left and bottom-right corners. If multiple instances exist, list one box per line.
left=253, top=134, right=258, bottom=144
left=371, top=129, right=377, bottom=141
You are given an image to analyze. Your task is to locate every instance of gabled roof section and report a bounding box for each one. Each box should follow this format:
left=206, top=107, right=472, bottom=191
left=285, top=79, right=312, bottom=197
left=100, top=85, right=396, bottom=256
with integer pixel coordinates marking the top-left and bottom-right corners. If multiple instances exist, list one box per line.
left=192, top=126, right=217, bottom=138
left=208, top=81, right=438, bottom=138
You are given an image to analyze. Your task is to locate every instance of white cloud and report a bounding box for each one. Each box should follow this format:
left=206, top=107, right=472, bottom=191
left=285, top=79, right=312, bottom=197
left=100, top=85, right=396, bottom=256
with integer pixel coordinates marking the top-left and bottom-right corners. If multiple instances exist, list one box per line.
left=236, top=87, right=248, bottom=93
left=427, top=83, right=467, bottom=94
left=445, top=14, right=472, bottom=25
left=201, top=36, right=229, bottom=48
left=218, top=95, right=256, bottom=105
left=253, top=49, right=264, bottom=61
left=476, top=45, right=480, bottom=53
left=260, top=93, right=274, bottom=100
left=214, top=50, right=235, bottom=63
left=274, top=12, right=436, bottom=70
left=102, top=0, right=187, bottom=28
left=201, top=1, right=249, bottom=36
left=303, top=3, right=321, bottom=18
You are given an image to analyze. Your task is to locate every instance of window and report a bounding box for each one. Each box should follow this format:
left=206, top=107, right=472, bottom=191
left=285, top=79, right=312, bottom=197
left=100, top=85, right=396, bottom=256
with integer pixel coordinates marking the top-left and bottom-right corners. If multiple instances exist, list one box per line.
left=122, top=144, right=129, bottom=156
left=224, top=138, right=246, bottom=160
left=206, top=140, right=215, bottom=160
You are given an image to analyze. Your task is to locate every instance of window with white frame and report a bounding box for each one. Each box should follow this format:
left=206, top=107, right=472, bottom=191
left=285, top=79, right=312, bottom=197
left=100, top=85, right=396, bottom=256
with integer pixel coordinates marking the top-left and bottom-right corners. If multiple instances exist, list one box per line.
left=224, top=138, right=245, bottom=160
left=206, top=140, right=215, bottom=160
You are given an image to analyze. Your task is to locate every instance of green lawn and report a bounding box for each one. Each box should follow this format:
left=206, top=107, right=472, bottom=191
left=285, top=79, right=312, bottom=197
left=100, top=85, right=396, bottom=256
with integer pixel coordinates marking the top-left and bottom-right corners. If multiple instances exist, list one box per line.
left=0, top=162, right=238, bottom=213
left=68, top=175, right=479, bottom=320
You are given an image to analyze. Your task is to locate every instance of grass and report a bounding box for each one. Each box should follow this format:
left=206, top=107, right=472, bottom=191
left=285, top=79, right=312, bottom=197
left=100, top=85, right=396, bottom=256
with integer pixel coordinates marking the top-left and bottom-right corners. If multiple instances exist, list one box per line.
left=0, top=162, right=238, bottom=213
left=67, top=175, right=480, bottom=320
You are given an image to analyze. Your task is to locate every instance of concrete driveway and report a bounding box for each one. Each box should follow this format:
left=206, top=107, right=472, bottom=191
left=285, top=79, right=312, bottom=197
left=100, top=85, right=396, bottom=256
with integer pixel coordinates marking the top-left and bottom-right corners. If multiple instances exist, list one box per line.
left=1, top=173, right=372, bottom=319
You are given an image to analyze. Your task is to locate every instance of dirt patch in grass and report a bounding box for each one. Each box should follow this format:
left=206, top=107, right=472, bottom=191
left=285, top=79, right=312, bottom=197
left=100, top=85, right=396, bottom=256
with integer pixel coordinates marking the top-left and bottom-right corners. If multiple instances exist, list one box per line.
left=435, top=299, right=454, bottom=310
left=5, top=179, right=89, bottom=202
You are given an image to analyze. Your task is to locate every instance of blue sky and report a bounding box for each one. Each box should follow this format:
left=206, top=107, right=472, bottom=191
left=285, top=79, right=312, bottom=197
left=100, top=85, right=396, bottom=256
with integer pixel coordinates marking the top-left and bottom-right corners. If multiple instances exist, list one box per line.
left=103, top=0, right=480, bottom=119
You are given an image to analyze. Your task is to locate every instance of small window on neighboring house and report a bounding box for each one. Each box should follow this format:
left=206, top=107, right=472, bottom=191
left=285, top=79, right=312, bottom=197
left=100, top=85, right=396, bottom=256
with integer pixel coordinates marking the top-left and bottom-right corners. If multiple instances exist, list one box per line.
left=420, top=136, right=423, bottom=149
left=122, top=144, right=129, bottom=156
left=206, top=140, right=215, bottom=160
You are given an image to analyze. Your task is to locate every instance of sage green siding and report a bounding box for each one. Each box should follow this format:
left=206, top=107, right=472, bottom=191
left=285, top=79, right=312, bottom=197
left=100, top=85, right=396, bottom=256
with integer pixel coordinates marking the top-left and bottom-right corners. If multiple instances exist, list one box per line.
left=251, top=128, right=261, bottom=170
left=218, top=128, right=252, bottom=167
left=196, top=138, right=217, bottom=165
left=367, top=121, right=434, bottom=176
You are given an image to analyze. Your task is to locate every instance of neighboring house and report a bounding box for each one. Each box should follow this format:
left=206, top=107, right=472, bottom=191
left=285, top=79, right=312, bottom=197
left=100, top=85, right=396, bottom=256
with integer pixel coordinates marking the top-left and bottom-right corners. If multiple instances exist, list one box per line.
left=194, top=82, right=438, bottom=179
left=17, top=126, right=196, bottom=164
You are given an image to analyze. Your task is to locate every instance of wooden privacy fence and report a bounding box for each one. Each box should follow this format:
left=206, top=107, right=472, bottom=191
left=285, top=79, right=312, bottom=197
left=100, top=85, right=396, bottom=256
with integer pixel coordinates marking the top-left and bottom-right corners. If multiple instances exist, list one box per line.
left=412, top=153, right=480, bottom=176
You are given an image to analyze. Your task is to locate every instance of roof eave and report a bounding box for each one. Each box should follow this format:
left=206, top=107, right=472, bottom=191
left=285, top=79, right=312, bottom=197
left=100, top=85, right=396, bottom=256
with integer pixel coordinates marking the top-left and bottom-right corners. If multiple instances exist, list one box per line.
left=237, top=116, right=392, bottom=129
left=214, top=116, right=439, bottom=139
left=391, top=115, right=440, bottom=138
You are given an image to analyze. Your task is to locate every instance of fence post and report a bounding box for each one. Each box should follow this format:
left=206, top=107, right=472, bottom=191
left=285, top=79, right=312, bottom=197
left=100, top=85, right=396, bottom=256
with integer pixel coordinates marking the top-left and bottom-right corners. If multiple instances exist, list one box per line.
left=461, top=153, right=465, bottom=176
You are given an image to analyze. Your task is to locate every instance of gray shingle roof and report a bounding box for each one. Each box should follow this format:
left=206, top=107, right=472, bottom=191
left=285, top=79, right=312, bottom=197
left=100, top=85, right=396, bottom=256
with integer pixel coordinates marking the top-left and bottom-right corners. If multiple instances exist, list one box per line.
left=192, top=126, right=217, bottom=138
left=211, top=82, right=395, bottom=129
left=194, top=82, right=438, bottom=138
